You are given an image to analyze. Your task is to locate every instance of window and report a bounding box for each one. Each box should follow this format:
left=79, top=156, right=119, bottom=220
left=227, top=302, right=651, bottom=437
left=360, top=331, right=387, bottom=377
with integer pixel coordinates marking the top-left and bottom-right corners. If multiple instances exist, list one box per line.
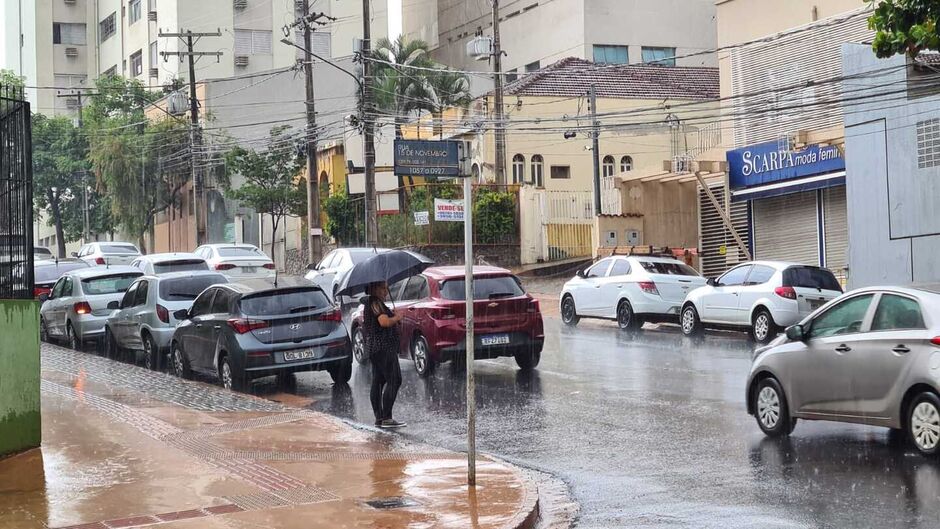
left=120, top=282, right=140, bottom=309
left=512, top=154, right=525, bottom=184
left=550, top=165, right=570, bottom=179
left=871, top=294, right=926, bottom=331
left=149, top=41, right=158, bottom=69
left=53, top=74, right=87, bottom=89
left=62, top=277, right=74, bottom=297
left=152, top=259, right=209, bottom=274
left=530, top=155, right=544, bottom=188
left=128, top=0, right=142, bottom=24
left=593, top=45, right=628, bottom=65
left=218, top=247, right=265, bottom=257
left=401, top=276, right=429, bottom=301
left=240, top=288, right=330, bottom=315
left=234, top=29, right=273, bottom=55
left=525, top=61, right=540, bottom=73
left=211, top=289, right=234, bottom=314
left=134, top=279, right=149, bottom=306
left=642, top=46, right=676, bottom=66
left=807, top=294, right=874, bottom=339
left=130, top=50, right=143, bottom=77
left=81, top=274, right=140, bottom=296
left=159, top=274, right=227, bottom=301
left=718, top=265, right=752, bottom=287
left=917, top=118, right=940, bottom=169
left=295, top=30, right=331, bottom=58
left=51, top=278, right=66, bottom=299
left=782, top=266, right=842, bottom=292
left=586, top=259, right=612, bottom=278
left=317, top=251, right=337, bottom=270
left=99, top=12, right=116, bottom=43
left=190, top=288, right=217, bottom=317
left=53, top=23, right=87, bottom=45
left=610, top=259, right=631, bottom=276
left=744, top=265, right=775, bottom=285
left=505, top=70, right=518, bottom=83
left=602, top=155, right=615, bottom=178
left=103, top=65, right=117, bottom=77
left=620, top=155, right=633, bottom=173
left=638, top=261, right=700, bottom=276
left=439, top=276, right=525, bottom=300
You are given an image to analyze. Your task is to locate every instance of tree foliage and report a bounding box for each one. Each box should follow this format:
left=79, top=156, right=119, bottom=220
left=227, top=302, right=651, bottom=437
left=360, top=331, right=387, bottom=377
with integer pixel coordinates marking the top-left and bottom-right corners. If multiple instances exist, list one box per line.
left=869, top=0, right=940, bottom=58
left=473, top=188, right=516, bottom=244
left=322, top=192, right=362, bottom=246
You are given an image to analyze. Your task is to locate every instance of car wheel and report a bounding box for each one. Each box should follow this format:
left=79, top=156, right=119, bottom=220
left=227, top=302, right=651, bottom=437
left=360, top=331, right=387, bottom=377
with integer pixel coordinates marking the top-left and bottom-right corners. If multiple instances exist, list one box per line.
left=908, top=392, right=940, bottom=455
left=39, top=317, right=49, bottom=343
left=680, top=304, right=704, bottom=337
left=752, top=377, right=795, bottom=437
left=751, top=308, right=778, bottom=344
left=104, top=327, right=120, bottom=359
left=561, top=295, right=580, bottom=326
left=142, top=333, right=159, bottom=371
left=67, top=322, right=82, bottom=351
left=219, top=355, right=245, bottom=391
left=329, top=358, right=353, bottom=384
left=412, top=334, right=435, bottom=378
left=514, top=347, right=541, bottom=370
left=352, top=325, right=368, bottom=364
left=171, top=342, right=192, bottom=379
left=617, top=299, right=641, bottom=332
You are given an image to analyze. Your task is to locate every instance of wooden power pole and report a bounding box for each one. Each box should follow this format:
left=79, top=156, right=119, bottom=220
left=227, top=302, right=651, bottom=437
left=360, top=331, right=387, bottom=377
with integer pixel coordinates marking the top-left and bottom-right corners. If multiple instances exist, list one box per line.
left=491, top=0, right=507, bottom=185
left=362, top=0, right=378, bottom=245
left=300, top=0, right=323, bottom=264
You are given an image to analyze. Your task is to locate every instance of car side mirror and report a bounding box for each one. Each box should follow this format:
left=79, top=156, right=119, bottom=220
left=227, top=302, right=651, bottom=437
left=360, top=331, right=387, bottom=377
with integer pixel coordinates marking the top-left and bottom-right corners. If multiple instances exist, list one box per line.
left=307, top=263, right=318, bottom=271
left=38, top=293, right=49, bottom=303
left=173, top=309, right=190, bottom=321
left=576, top=269, right=586, bottom=278
left=786, top=324, right=805, bottom=342
left=107, top=301, right=120, bottom=310
left=706, top=277, right=717, bottom=287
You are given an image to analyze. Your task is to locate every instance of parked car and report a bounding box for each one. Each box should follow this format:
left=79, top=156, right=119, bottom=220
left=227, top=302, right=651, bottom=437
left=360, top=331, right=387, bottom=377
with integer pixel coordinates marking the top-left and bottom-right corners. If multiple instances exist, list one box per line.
left=33, top=258, right=91, bottom=300
left=193, top=243, right=276, bottom=280
left=39, top=266, right=142, bottom=349
left=560, top=256, right=706, bottom=331
left=104, top=271, right=229, bottom=370
left=75, top=242, right=141, bottom=266
left=746, top=285, right=940, bottom=455
left=33, top=246, right=53, bottom=260
left=305, top=247, right=390, bottom=301
left=680, top=261, right=843, bottom=344
left=349, top=266, right=544, bottom=377
left=168, top=277, right=352, bottom=390
left=131, top=252, right=209, bottom=276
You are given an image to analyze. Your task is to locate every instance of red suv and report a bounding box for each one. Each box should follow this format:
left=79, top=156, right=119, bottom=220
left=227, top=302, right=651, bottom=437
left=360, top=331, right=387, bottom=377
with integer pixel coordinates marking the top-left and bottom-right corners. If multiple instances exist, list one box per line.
left=350, top=266, right=544, bottom=376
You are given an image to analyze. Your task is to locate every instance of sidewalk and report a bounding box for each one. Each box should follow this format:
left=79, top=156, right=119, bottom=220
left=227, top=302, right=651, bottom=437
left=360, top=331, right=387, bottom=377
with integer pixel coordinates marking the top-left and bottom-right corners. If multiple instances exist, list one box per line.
left=0, top=345, right=539, bottom=529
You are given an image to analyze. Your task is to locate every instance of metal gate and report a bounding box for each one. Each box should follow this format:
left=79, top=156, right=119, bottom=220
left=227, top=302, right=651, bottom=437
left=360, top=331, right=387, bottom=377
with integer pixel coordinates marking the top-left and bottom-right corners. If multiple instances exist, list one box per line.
left=540, top=190, right=594, bottom=262
left=0, top=85, right=34, bottom=299
left=698, top=182, right=750, bottom=278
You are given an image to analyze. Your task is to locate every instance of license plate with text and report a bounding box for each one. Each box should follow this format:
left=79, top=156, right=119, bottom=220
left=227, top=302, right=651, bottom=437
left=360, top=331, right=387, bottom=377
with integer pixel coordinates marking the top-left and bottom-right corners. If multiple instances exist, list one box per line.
left=481, top=334, right=510, bottom=346
left=284, top=349, right=315, bottom=361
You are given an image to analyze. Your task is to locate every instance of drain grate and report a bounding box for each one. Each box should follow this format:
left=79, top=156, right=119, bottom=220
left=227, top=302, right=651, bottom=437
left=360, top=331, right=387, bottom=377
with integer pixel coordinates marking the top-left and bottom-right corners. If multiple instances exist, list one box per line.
left=364, top=497, right=420, bottom=510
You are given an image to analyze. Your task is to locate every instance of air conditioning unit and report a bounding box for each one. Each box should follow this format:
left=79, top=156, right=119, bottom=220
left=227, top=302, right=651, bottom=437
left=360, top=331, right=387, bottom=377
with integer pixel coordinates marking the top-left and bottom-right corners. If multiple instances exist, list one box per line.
left=234, top=55, right=249, bottom=67
left=147, top=11, right=157, bottom=21
left=234, top=0, right=248, bottom=9
left=466, top=36, right=493, bottom=61
left=64, top=0, right=77, bottom=5
left=65, top=97, right=80, bottom=109
left=65, top=47, right=79, bottom=57
left=149, top=67, right=159, bottom=78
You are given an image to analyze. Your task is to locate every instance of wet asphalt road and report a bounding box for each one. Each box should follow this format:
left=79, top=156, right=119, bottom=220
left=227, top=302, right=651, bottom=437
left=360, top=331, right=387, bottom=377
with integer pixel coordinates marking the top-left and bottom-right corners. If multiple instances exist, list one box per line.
left=256, top=317, right=940, bottom=528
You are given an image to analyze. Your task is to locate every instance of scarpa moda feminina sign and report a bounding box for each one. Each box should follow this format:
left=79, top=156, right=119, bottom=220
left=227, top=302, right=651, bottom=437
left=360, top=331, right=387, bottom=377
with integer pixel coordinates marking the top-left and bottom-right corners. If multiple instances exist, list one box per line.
left=727, top=141, right=845, bottom=190
left=434, top=199, right=464, bottom=222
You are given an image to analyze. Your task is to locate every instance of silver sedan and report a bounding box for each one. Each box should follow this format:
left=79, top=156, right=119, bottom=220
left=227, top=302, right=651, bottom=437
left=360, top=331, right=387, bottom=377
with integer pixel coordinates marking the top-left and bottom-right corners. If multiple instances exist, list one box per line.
left=747, top=286, right=940, bottom=455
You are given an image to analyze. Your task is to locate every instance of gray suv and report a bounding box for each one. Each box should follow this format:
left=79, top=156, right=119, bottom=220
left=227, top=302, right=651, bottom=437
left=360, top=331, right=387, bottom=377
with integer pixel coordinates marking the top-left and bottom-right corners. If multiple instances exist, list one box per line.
left=104, top=271, right=228, bottom=370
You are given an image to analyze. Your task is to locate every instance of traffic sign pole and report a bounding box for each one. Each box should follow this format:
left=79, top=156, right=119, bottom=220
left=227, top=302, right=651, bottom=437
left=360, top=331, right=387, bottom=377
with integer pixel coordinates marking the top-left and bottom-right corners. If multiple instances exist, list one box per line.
left=464, top=175, right=476, bottom=487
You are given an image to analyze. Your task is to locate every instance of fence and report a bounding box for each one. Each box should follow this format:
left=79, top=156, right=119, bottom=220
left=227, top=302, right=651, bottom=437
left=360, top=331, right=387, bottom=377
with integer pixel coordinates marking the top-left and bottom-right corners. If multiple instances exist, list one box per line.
left=0, top=84, right=34, bottom=299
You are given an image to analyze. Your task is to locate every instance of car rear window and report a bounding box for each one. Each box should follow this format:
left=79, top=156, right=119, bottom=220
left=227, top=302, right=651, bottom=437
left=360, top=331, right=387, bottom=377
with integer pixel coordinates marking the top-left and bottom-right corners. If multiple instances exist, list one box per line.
left=35, top=262, right=89, bottom=282
left=783, top=266, right=842, bottom=292
left=81, top=273, right=141, bottom=295
left=217, top=247, right=265, bottom=257
left=100, top=243, right=139, bottom=254
left=153, top=259, right=209, bottom=274
left=348, top=249, right=384, bottom=264
left=638, top=261, right=700, bottom=276
left=439, top=276, right=525, bottom=300
left=158, top=274, right=228, bottom=301
left=239, top=288, right=331, bottom=315
left=34, top=247, right=53, bottom=258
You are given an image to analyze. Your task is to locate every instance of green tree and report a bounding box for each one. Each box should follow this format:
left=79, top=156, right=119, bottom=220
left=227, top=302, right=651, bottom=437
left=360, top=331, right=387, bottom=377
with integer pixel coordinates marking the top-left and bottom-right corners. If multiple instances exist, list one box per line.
left=869, top=0, right=940, bottom=58
left=425, top=67, right=472, bottom=138
left=369, top=36, right=435, bottom=138
left=220, top=126, right=307, bottom=260
left=1, top=69, right=25, bottom=117
left=322, top=191, right=362, bottom=246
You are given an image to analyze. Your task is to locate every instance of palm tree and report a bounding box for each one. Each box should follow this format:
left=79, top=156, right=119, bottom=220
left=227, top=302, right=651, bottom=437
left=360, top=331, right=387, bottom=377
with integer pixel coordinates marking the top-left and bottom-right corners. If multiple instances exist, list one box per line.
left=369, top=36, right=435, bottom=138
left=425, top=68, right=472, bottom=139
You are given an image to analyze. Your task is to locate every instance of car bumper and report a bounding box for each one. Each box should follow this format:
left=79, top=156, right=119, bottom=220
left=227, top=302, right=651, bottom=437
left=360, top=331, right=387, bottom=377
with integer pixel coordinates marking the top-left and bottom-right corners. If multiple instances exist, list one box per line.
left=437, top=333, right=544, bottom=362
left=239, top=336, right=352, bottom=379
left=631, top=297, right=683, bottom=320
left=73, top=315, right=110, bottom=341
left=222, top=272, right=277, bottom=281
left=771, top=306, right=804, bottom=327
left=149, top=326, right=176, bottom=351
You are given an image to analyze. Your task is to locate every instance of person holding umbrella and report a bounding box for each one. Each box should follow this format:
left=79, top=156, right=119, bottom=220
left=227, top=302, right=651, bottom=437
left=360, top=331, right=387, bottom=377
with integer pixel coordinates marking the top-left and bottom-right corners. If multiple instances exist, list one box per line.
left=335, top=250, right=434, bottom=429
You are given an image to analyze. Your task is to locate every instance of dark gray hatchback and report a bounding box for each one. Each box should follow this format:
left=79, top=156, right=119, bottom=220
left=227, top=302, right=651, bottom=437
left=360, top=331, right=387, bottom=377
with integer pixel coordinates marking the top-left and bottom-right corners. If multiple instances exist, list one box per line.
left=169, top=277, right=352, bottom=390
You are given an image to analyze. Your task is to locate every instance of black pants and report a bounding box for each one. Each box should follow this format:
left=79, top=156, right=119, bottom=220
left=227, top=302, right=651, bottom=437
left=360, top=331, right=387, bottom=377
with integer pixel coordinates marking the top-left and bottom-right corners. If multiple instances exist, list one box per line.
left=370, top=352, right=402, bottom=422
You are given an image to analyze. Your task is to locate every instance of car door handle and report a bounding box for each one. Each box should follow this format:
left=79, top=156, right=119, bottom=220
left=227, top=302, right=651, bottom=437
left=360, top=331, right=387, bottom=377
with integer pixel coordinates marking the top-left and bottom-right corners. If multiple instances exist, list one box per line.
left=892, top=345, right=911, bottom=354
left=214, top=325, right=221, bottom=330
left=195, top=323, right=203, bottom=328
left=835, top=344, right=851, bottom=353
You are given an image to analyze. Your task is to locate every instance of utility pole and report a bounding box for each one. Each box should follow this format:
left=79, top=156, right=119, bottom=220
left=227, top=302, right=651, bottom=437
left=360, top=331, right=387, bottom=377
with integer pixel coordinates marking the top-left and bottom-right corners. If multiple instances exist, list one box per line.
left=589, top=84, right=601, bottom=215
left=299, top=0, right=323, bottom=264
left=57, top=89, right=90, bottom=243
left=160, top=30, right=222, bottom=247
left=491, top=0, right=507, bottom=185
left=362, top=0, right=378, bottom=245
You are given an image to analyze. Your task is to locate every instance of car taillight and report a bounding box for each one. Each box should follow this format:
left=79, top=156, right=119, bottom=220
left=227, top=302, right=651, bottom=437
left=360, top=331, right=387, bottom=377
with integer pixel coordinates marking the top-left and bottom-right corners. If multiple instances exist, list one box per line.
left=527, top=298, right=540, bottom=313
left=156, top=304, right=169, bottom=324
left=73, top=302, right=92, bottom=315
left=638, top=281, right=659, bottom=296
left=215, top=263, right=236, bottom=271
left=263, top=263, right=276, bottom=270
left=430, top=307, right=456, bottom=320
left=227, top=318, right=269, bottom=334
left=774, top=286, right=797, bottom=300
left=931, top=337, right=940, bottom=346
left=95, top=257, right=105, bottom=265
left=34, top=286, right=51, bottom=299
left=247, top=350, right=270, bottom=358
left=316, top=309, right=342, bottom=322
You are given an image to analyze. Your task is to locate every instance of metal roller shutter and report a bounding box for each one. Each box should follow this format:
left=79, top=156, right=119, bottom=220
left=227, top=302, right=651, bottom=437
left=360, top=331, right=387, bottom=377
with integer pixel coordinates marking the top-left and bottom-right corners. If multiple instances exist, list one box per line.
left=823, top=186, right=848, bottom=280
left=753, top=191, right=819, bottom=265
left=699, top=183, right=750, bottom=278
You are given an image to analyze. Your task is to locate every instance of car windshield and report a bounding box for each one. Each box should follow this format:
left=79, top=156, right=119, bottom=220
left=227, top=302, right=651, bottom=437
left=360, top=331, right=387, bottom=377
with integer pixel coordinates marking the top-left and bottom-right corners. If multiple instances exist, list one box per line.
left=159, top=274, right=228, bottom=301
left=34, top=248, right=53, bottom=258
left=81, top=273, right=141, bottom=295
left=153, top=259, right=208, bottom=274
left=639, top=261, right=700, bottom=276
left=239, top=288, right=331, bottom=315
left=217, top=247, right=265, bottom=257
left=783, top=266, right=842, bottom=292
left=35, top=262, right=88, bottom=282
left=439, top=276, right=525, bottom=300
left=100, top=243, right=139, bottom=255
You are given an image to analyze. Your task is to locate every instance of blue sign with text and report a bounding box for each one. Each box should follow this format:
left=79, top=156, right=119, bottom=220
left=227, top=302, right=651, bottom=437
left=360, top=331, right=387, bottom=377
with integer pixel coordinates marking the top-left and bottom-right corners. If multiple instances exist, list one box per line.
left=727, top=141, right=845, bottom=190
left=394, top=140, right=463, bottom=177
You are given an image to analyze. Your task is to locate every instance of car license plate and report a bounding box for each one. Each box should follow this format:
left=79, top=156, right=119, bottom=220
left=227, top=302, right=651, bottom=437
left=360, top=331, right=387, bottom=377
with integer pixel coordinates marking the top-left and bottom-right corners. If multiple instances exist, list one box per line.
left=240, top=266, right=256, bottom=273
left=809, top=299, right=824, bottom=310
left=284, top=349, right=315, bottom=361
left=481, top=334, right=510, bottom=346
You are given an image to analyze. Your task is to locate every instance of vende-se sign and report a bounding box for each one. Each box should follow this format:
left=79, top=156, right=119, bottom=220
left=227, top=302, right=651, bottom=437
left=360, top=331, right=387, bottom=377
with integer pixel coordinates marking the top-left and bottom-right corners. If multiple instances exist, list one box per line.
left=727, top=141, right=845, bottom=190
left=434, top=198, right=464, bottom=221
left=394, top=140, right=464, bottom=177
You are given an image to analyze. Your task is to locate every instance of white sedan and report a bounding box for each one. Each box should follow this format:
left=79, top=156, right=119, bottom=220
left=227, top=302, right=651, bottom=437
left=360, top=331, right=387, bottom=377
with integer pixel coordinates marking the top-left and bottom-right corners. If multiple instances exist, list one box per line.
left=305, top=247, right=390, bottom=301
left=194, top=243, right=276, bottom=280
left=560, top=256, right=706, bottom=331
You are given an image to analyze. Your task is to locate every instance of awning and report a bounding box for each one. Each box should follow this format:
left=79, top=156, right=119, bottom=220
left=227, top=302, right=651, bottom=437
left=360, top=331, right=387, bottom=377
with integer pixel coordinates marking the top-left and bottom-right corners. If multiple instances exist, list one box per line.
left=730, top=171, right=845, bottom=202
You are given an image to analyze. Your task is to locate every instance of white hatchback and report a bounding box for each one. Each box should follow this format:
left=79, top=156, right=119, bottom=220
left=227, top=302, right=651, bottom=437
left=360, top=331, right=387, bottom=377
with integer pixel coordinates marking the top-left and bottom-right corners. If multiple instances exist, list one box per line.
left=193, top=244, right=275, bottom=280
left=680, top=261, right=843, bottom=344
left=560, top=256, right=706, bottom=331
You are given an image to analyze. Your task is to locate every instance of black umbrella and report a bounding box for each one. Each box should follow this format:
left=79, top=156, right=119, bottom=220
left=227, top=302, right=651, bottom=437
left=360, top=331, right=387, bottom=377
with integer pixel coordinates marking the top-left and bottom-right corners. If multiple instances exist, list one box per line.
left=335, top=250, right=434, bottom=298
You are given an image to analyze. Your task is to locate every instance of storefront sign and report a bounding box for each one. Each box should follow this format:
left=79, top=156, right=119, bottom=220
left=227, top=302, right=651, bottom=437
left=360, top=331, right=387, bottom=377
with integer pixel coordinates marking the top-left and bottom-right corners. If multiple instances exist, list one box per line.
left=434, top=199, right=464, bottom=221
left=727, top=141, right=845, bottom=189
left=413, top=211, right=429, bottom=226
left=394, top=140, right=463, bottom=177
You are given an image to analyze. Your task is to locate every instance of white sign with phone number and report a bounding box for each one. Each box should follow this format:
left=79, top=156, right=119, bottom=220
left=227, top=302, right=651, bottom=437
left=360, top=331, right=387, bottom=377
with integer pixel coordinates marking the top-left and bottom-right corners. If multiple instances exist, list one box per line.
left=434, top=199, right=464, bottom=222
left=413, top=211, right=429, bottom=226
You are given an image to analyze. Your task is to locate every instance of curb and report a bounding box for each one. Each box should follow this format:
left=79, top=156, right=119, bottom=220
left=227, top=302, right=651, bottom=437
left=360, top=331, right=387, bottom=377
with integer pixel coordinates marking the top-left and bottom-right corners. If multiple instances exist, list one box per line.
left=499, top=463, right=541, bottom=529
